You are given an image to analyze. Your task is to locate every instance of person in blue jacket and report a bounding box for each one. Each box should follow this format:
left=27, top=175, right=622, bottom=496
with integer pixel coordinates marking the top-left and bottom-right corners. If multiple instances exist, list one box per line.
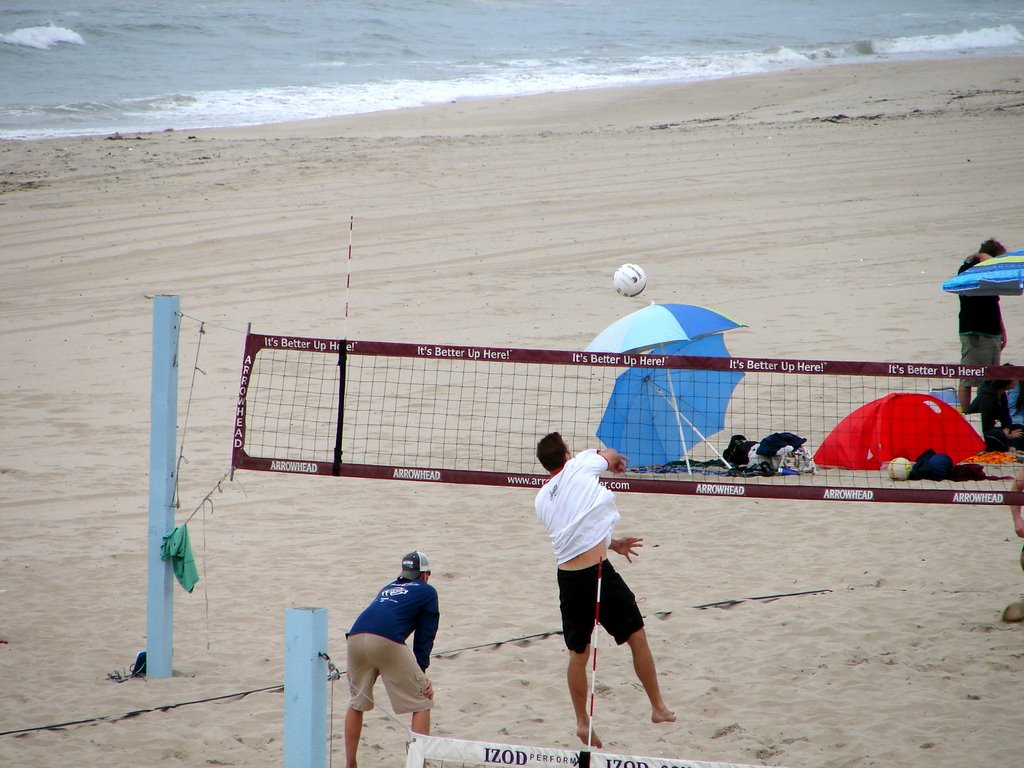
left=1007, top=380, right=1024, bottom=424
left=344, top=550, right=439, bottom=768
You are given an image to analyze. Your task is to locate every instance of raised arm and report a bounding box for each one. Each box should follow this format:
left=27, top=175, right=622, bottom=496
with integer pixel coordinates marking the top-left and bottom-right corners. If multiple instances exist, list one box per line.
left=597, top=447, right=628, bottom=474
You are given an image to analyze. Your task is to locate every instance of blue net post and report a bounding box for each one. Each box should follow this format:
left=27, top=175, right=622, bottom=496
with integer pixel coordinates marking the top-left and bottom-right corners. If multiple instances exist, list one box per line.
left=284, top=607, right=329, bottom=768
left=146, top=295, right=180, bottom=678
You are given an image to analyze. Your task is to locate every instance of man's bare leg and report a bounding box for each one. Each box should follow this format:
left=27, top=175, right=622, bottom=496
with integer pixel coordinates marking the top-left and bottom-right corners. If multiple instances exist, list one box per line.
left=625, top=629, right=676, bottom=723
left=410, top=709, right=431, bottom=735
left=344, top=707, right=364, bottom=768
left=958, top=384, right=972, bottom=411
left=567, top=648, right=603, bottom=748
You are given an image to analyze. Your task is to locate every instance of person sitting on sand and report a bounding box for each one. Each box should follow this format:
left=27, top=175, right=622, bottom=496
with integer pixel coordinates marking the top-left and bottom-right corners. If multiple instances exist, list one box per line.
left=972, top=377, right=1024, bottom=452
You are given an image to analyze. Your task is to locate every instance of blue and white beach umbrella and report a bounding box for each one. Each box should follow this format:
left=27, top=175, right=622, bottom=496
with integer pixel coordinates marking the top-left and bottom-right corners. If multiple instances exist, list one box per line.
left=586, top=302, right=744, bottom=353
left=596, top=334, right=744, bottom=469
left=942, top=249, right=1024, bottom=297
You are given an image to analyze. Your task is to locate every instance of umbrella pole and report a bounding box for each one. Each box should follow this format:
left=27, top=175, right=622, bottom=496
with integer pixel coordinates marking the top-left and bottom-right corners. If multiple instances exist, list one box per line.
left=675, top=407, right=733, bottom=469
left=658, top=379, right=692, bottom=473
left=662, top=375, right=733, bottom=470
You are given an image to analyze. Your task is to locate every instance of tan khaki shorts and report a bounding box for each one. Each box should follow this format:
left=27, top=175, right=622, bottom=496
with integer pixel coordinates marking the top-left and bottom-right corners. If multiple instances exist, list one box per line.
left=346, top=633, right=432, bottom=714
left=959, top=335, right=1001, bottom=387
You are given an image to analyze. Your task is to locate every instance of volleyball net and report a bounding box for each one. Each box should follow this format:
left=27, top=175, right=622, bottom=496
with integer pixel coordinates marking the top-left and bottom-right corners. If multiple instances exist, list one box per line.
left=231, top=332, right=1024, bottom=505
left=405, top=734, right=778, bottom=768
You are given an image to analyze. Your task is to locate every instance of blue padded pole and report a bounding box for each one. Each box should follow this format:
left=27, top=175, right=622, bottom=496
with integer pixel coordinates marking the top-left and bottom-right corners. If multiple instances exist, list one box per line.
left=284, top=607, right=329, bottom=768
left=146, top=295, right=180, bottom=678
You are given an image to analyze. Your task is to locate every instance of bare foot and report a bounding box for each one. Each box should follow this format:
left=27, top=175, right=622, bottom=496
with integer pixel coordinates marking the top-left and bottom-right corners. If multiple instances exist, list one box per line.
left=576, top=722, right=603, bottom=749
left=652, top=706, right=676, bottom=723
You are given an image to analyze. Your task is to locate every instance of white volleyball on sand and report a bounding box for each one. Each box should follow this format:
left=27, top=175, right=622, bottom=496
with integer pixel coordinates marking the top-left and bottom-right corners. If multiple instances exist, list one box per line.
left=613, top=263, right=647, bottom=297
left=888, top=457, right=913, bottom=481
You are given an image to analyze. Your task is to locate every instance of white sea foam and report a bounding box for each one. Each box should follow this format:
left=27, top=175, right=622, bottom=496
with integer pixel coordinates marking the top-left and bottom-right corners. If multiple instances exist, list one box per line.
left=152, top=28, right=1017, bottom=133
left=0, top=25, right=84, bottom=50
left=2, top=0, right=1022, bottom=141
left=869, top=24, right=1024, bottom=55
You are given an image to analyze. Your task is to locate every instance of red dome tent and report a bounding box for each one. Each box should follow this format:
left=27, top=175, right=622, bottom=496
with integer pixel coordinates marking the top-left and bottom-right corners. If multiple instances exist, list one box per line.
left=814, top=393, right=984, bottom=470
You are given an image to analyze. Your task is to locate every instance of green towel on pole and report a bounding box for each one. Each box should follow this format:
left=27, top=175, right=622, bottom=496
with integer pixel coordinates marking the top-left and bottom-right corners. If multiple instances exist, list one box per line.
left=161, top=523, right=200, bottom=593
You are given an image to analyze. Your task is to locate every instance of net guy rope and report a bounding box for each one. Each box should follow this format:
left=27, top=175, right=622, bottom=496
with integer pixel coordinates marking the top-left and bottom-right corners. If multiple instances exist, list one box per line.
left=1, top=599, right=817, bottom=738
left=231, top=332, right=1024, bottom=506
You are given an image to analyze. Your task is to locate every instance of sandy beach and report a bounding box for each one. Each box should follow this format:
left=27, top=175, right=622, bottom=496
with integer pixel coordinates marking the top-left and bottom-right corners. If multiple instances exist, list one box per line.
left=2, top=57, right=1023, bottom=768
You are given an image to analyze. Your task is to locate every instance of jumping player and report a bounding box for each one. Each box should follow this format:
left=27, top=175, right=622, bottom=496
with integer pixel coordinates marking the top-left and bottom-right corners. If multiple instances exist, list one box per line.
left=534, top=432, right=675, bottom=748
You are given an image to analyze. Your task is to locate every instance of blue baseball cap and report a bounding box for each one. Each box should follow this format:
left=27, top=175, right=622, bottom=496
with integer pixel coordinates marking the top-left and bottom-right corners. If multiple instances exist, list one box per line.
left=400, top=551, right=431, bottom=579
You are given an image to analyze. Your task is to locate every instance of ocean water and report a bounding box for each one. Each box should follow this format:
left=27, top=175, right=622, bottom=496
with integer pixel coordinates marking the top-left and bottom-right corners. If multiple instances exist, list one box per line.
left=1, top=0, right=1023, bottom=140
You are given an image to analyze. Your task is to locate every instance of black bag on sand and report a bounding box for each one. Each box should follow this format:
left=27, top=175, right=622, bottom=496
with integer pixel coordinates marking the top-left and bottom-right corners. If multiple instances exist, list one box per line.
left=723, top=434, right=757, bottom=466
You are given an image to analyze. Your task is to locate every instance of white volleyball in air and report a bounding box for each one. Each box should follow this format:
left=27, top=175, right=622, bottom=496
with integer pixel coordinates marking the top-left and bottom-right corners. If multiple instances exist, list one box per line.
left=613, top=263, right=647, bottom=297
left=888, top=457, right=913, bottom=481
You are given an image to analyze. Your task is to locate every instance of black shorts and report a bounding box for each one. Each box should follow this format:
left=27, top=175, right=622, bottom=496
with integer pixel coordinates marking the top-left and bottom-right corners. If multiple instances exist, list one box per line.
left=557, top=560, right=644, bottom=653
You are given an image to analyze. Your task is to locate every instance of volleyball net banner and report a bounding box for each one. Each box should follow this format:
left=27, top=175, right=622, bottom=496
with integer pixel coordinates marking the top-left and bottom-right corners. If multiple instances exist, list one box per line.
left=405, top=734, right=779, bottom=768
left=231, top=333, right=1024, bottom=505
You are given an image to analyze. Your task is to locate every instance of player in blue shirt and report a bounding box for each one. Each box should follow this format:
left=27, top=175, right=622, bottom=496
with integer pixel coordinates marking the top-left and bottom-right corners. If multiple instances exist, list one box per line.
left=344, top=551, right=439, bottom=768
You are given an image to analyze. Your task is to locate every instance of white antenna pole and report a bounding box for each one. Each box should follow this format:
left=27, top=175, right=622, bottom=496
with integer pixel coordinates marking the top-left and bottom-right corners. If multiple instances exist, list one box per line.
left=585, top=560, right=603, bottom=753
left=344, top=216, right=354, bottom=339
